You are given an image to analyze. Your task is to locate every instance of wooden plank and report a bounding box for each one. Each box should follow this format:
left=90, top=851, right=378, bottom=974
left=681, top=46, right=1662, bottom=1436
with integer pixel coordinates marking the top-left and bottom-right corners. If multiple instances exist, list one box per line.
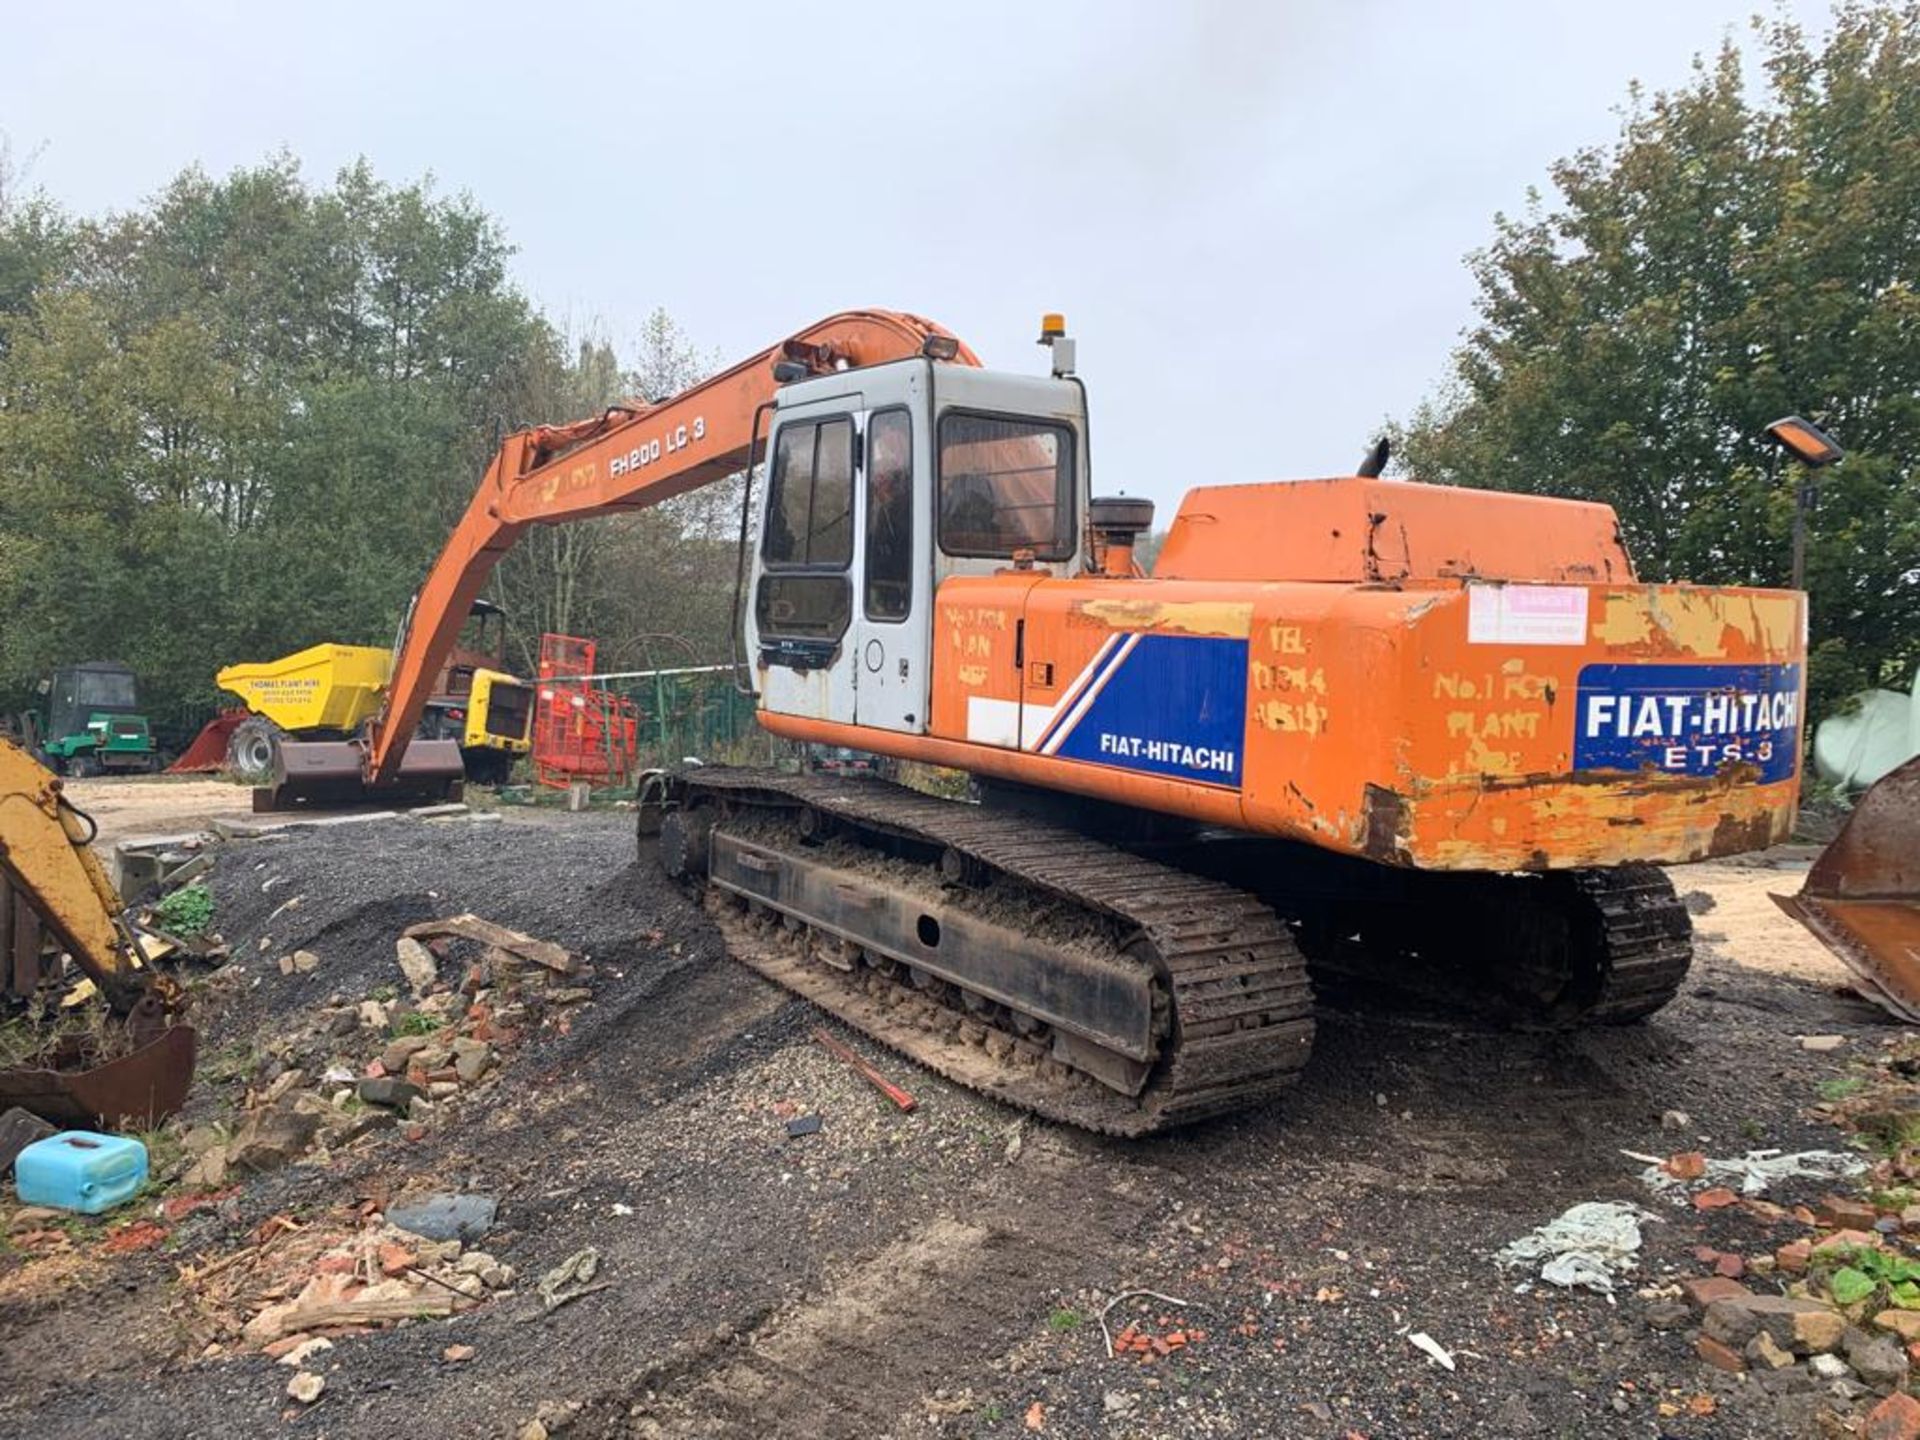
left=403, top=913, right=577, bottom=975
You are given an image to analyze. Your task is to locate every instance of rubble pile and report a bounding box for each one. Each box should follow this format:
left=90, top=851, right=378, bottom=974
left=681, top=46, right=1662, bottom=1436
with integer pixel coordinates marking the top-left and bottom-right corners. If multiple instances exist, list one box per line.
left=174, top=912, right=589, bottom=1189
left=1629, top=1036, right=1920, bottom=1434
left=181, top=1209, right=516, bottom=1357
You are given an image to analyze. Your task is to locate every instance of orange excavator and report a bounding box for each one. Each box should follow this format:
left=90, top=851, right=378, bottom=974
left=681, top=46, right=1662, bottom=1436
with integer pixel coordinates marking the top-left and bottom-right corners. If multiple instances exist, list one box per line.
left=277, top=309, right=1809, bottom=1133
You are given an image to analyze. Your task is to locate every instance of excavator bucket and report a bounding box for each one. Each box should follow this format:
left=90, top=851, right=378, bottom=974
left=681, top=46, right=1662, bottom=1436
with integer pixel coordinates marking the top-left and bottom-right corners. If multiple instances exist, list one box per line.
left=1775, top=756, right=1920, bottom=1021
left=0, top=1025, right=197, bottom=1130
left=167, top=709, right=246, bottom=774
left=257, top=737, right=464, bottom=811
left=2, top=879, right=198, bottom=1129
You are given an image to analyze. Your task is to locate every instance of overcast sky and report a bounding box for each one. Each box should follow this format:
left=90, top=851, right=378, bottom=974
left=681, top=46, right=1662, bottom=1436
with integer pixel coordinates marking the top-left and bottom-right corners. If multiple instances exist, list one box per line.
left=8, top=1, right=1831, bottom=519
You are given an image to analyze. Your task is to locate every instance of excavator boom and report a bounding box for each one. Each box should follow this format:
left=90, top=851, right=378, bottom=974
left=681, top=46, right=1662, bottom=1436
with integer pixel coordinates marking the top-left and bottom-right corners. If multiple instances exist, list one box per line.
left=359, top=310, right=977, bottom=790
left=0, top=738, right=142, bottom=1007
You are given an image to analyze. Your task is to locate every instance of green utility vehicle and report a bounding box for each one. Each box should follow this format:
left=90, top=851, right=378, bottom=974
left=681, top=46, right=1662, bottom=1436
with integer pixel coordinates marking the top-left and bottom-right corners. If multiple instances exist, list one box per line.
left=38, top=662, right=159, bottom=775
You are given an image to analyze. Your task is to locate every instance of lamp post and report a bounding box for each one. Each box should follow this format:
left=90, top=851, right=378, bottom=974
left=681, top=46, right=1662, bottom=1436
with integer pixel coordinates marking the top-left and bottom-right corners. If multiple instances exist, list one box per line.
left=1763, top=415, right=1844, bottom=591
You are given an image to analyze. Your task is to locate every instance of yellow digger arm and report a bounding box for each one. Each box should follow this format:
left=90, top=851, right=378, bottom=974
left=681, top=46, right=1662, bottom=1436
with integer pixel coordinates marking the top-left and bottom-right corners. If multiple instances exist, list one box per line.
left=0, top=737, right=147, bottom=1011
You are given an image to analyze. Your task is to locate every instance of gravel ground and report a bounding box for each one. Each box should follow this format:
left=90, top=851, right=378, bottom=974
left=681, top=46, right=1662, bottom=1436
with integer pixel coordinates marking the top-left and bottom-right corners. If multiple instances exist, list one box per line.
left=0, top=802, right=1892, bottom=1440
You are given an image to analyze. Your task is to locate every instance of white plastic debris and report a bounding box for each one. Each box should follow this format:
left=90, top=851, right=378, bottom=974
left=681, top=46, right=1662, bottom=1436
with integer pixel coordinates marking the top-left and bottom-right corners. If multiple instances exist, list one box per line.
left=1626, top=1148, right=1867, bottom=1205
left=1495, top=1201, right=1655, bottom=1294
left=1408, top=1331, right=1457, bottom=1371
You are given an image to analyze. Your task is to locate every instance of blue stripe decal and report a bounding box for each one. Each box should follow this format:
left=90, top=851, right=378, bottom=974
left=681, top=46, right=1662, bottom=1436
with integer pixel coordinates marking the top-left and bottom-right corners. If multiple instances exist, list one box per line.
left=1031, top=634, right=1123, bottom=753
left=1049, top=634, right=1248, bottom=787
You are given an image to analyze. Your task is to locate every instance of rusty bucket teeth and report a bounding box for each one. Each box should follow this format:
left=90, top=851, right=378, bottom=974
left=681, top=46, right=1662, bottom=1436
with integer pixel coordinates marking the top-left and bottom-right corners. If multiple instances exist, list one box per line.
left=1775, top=755, right=1920, bottom=1022
left=257, top=739, right=465, bottom=812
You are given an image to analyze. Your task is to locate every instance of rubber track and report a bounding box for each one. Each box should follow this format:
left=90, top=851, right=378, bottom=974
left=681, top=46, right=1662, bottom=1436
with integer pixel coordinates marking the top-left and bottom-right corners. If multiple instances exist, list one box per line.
left=678, top=770, right=1316, bottom=1136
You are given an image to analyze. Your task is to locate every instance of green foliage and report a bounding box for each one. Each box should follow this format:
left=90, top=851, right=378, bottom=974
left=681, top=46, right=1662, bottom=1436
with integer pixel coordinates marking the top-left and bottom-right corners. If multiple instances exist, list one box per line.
left=390, top=1011, right=446, bottom=1037
left=0, top=154, right=554, bottom=730
left=1820, top=1075, right=1868, bottom=1101
left=1820, top=1243, right=1920, bottom=1308
left=1047, top=1307, right=1084, bottom=1332
left=1398, top=4, right=1920, bottom=721
left=0, top=148, right=745, bottom=735
left=151, top=882, right=213, bottom=937
left=1830, top=1265, right=1877, bottom=1304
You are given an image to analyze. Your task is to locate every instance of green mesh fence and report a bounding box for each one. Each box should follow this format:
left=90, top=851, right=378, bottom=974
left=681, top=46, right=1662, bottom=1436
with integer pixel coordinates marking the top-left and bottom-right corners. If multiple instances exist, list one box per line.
left=526, top=665, right=779, bottom=797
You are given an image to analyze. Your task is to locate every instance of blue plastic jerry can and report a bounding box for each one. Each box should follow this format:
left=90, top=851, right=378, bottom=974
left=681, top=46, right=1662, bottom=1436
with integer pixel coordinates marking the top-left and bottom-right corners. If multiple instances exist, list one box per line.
left=13, top=1131, right=149, bottom=1214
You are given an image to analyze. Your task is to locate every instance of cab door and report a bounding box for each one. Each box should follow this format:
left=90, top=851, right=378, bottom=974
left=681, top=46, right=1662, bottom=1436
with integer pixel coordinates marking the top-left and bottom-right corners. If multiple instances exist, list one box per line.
left=851, top=367, right=932, bottom=734
left=751, top=393, right=862, bottom=726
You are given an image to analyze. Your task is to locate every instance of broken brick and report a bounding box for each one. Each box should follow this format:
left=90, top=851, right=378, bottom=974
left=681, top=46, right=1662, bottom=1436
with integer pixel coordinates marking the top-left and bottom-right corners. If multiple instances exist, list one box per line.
left=1680, top=1276, right=1753, bottom=1311
left=377, top=1243, right=416, bottom=1277
left=1694, top=1188, right=1739, bottom=1211
left=99, top=1221, right=168, bottom=1255
left=1865, top=1391, right=1920, bottom=1440
left=1714, top=1253, right=1746, bottom=1279
left=1696, top=1335, right=1746, bottom=1373
left=1776, top=1240, right=1812, bottom=1273
left=1665, top=1152, right=1708, bottom=1180
left=1821, top=1195, right=1880, bottom=1230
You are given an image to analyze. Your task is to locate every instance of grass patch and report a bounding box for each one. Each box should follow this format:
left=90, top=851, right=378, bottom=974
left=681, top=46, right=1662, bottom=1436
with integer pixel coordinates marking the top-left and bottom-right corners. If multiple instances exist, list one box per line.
left=1820, top=1076, right=1867, bottom=1102
left=151, top=883, right=214, bottom=937
left=390, top=1012, right=446, bottom=1037
left=1047, top=1307, right=1083, bottom=1332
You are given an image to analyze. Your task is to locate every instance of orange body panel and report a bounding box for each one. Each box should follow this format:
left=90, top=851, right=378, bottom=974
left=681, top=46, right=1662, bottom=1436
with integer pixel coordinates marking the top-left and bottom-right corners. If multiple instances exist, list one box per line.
left=1154, top=478, right=1634, bottom=583
left=769, top=479, right=1806, bottom=872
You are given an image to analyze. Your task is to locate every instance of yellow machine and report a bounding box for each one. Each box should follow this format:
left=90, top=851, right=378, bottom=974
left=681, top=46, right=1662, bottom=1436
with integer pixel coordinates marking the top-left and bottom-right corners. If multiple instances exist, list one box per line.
left=212, top=605, right=534, bottom=789
left=218, top=642, right=392, bottom=736
left=0, top=738, right=195, bottom=1126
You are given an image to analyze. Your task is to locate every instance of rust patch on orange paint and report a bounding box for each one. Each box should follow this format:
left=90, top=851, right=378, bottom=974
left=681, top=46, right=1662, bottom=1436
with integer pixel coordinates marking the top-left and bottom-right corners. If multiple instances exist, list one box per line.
left=1361, top=785, right=1412, bottom=862
left=1594, top=589, right=1801, bottom=660
left=1406, top=772, right=1795, bottom=870
left=1072, top=598, right=1254, bottom=638
left=1709, top=809, right=1780, bottom=857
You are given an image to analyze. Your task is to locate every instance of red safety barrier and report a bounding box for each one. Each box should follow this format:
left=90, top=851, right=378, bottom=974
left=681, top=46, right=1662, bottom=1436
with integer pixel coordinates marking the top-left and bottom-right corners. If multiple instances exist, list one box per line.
left=531, top=635, right=640, bottom=789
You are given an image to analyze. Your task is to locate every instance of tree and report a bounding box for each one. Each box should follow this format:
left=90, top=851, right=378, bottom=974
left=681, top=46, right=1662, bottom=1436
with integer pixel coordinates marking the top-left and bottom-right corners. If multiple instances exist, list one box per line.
left=1398, top=3, right=1920, bottom=720
left=0, top=156, right=552, bottom=730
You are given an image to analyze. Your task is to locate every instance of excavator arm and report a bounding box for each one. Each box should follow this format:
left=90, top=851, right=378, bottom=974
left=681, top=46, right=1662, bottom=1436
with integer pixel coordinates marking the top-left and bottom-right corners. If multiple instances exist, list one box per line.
left=0, top=736, right=197, bottom=1126
left=0, top=737, right=147, bottom=1012
left=362, top=309, right=979, bottom=789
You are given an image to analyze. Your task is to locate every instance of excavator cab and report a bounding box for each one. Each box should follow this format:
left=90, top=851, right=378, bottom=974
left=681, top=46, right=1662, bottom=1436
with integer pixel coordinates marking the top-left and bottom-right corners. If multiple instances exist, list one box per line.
left=747, top=357, right=1091, bottom=739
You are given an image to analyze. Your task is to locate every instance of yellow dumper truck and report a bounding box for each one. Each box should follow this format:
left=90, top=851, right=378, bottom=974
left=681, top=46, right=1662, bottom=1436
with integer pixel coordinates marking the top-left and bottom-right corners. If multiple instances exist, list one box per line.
left=215, top=601, right=533, bottom=786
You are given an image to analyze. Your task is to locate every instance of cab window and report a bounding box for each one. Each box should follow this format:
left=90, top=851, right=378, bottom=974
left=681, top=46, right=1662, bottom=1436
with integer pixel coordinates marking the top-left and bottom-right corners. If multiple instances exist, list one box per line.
left=864, top=409, right=914, bottom=621
left=759, top=415, right=855, bottom=646
left=763, top=417, right=854, bottom=568
left=937, top=412, right=1075, bottom=560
